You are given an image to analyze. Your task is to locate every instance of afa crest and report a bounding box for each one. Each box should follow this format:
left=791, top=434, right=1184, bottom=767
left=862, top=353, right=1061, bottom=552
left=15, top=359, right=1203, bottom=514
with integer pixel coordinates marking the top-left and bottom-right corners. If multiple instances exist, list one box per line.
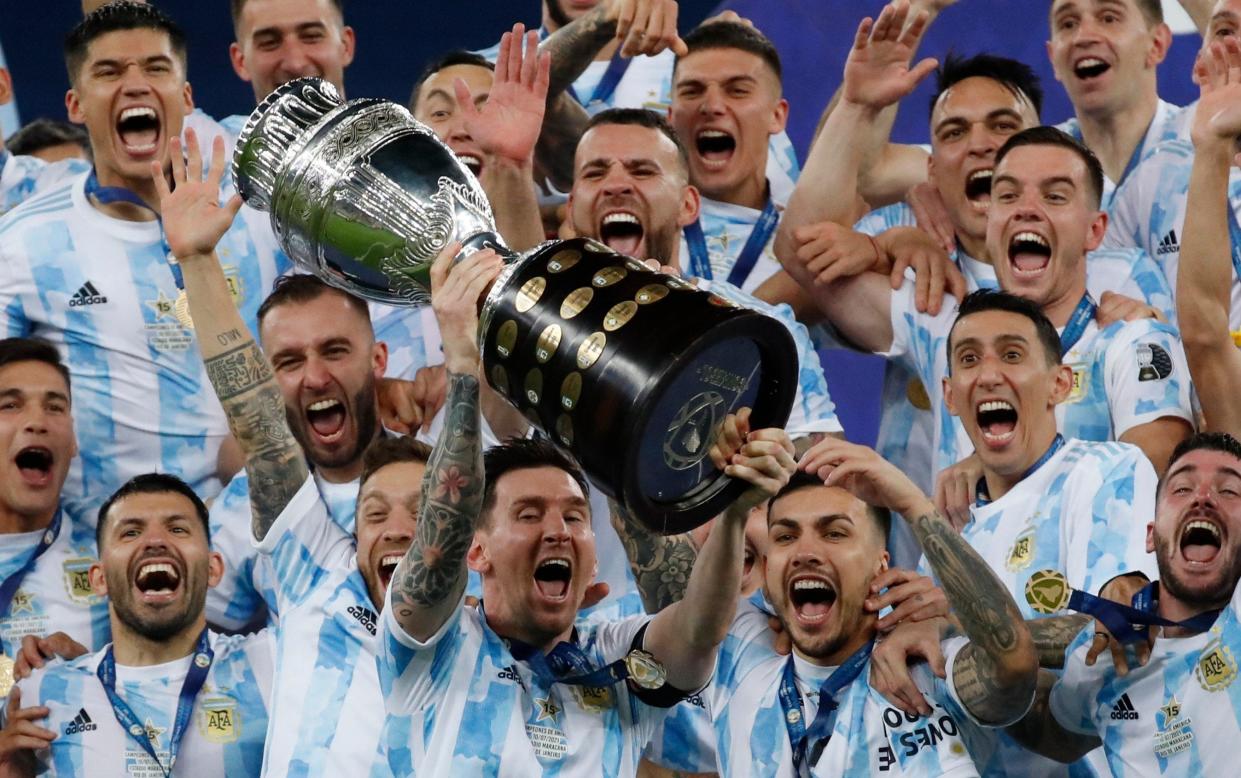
left=199, top=697, right=240, bottom=744
left=1196, top=639, right=1238, bottom=692
left=1065, top=363, right=1089, bottom=404
left=62, top=557, right=101, bottom=604
left=1006, top=529, right=1036, bottom=572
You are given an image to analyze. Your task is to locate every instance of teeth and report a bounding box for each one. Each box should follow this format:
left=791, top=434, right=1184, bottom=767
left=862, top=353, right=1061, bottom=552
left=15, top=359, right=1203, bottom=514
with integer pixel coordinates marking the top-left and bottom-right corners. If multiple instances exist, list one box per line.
left=1012, top=231, right=1048, bottom=247
left=1185, top=520, right=1221, bottom=540
left=540, top=559, right=570, bottom=569
left=307, top=399, right=342, bottom=412
left=120, top=107, right=156, bottom=121
left=137, top=562, right=178, bottom=583
left=458, top=154, right=481, bottom=168
left=698, top=129, right=730, bottom=139
left=969, top=169, right=993, bottom=182
left=792, top=579, right=829, bottom=591
left=380, top=554, right=402, bottom=568
left=1077, top=57, right=1106, bottom=69
left=978, top=400, right=1014, bottom=413
left=602, top=212, right=639, bottom=225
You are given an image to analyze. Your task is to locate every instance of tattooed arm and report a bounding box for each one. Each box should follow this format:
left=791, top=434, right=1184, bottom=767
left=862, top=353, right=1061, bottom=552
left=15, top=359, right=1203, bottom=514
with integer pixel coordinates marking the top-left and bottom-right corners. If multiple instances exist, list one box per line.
left=1027, top=614, right=1094, bottom=669
left=1004, top=671, right=1101, bottom=763
left=388, top=245, right=503, bottom=641
left=153, top=131, right=308, bottom=542
left=801, top=438, right=1037, bottom=725
left=608, top=499, right=697, bottom=612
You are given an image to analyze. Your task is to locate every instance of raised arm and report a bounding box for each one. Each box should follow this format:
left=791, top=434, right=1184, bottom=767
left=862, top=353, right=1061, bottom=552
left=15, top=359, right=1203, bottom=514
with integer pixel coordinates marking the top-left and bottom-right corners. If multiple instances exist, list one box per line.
left=1177, top=40, right=1241, bottom=436
left=154, top=131, right=308, bottom=542
left=388, top=244, right=503, bottom=641
left=608, top=499, right=698, bottom=612
left=802, top=438, right=1038, bottom=725
left=642, top=411, right=796, bottom=689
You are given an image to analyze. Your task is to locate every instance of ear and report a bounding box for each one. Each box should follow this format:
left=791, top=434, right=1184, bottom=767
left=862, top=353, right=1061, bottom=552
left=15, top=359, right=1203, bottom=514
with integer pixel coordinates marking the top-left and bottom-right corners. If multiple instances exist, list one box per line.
left=206, top=550, right=225, bottom=588
left=677, top=183, right=702, bottom=228
left=874, top=549, right=890, bottom=577
left=1082, top=209, right=1107, bottom=252
left=372, top=340, right=389, bottom=381
left=0, top=68, right=12, bottom=107
left=466, top=535, right=489, bottom=574
left=769, top=97, right=789, bottom=135
left=66, top=89, right=86, bottom=125
left=1145, top=521, right=1156, bottom=554
left=1147, top=23, right=1172, bottom=69
left=1048, top=362, right=1074, bottom=406
left=942, top=375, right=961, bottom=419
left=89, top=561, right=108, bottom=597
left=229, top=42, right=252, bottom=83
left=182, top=81, right=194, bottom=113
left=340, top=26, right=357, bottom=68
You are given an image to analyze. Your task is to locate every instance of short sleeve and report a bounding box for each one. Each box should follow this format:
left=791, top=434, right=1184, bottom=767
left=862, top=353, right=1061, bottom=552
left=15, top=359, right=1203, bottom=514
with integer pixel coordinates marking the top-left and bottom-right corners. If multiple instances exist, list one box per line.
left=254, top=474, right=356, bottom=610
left=885, top=279, right=953, bottom=389
left=206, top=473, right=270, bottom=631
left=706, top=600, right=780, bottom=715
left=1048, top=632, right=1107, bottom=736
left=1103, top=321, right=1194, bottom=437
left=377, top=587, right=469, bottom=714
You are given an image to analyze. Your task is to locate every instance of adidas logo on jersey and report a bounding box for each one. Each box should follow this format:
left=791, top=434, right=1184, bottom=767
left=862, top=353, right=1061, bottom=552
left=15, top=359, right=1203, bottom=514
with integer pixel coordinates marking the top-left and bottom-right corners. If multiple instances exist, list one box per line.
left=68, top=281, right=108, bottom=307
left=64, top=708, right=97, bottom=734
left=1156, top=230, right=1180, bottom=256
left=347, top=604, right=378, bottom=636
left=1110, top=694, right=1139, bottom=720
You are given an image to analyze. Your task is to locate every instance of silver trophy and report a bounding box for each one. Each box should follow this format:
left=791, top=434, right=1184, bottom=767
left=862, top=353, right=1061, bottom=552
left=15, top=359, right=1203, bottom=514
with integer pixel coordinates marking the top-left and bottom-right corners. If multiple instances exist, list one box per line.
left=233, top=77, right=796, bottom=533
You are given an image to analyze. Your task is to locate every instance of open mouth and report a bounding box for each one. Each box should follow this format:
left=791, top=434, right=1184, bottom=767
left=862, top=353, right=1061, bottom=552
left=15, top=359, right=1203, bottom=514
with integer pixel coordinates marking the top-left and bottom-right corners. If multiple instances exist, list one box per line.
left=976, top=399, right=1018, bottom=446
left=965, top=169, right=993, bottom=211
left=788, top=576, right=836, bottom=625
left=695, top=129, right=736, bottom=171
left=1008, top=231, right=1051, bottom=276
left=1073, top=57, right=1111, bottom=81
left=533, top=557, right=572, bottom=601
left=598, top=211, right=645, bottom=257
left=377, top=552, right=403, bottom=591
left=1180, top=518, right=1223, bottom=565
left=456, top=153, right=483, bottom=178
left=116, top=106, right=161, bottom=157
left=134, top=560, right=182, bottom=602
left=304, top=398, right=347, bottom=443
left=15, top=446, right=53, bottom=486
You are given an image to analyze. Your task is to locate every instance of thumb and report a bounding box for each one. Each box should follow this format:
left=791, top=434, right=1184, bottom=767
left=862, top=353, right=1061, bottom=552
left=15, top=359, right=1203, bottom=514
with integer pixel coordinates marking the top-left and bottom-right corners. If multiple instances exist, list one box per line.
left=926, top=640, right=947, bottom=678
left=671, top=35, right=689, bottom=57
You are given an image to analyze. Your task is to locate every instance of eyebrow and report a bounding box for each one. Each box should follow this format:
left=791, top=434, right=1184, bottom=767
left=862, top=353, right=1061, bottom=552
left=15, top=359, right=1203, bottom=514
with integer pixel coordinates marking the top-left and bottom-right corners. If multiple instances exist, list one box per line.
left=1166, top=463, right=1241, bottom=482
left=253, top=20, right=328, bottom=38
left=952, top=333, right=1030, bottom=353
left=0, top=387, right=70, bottom=404
left=933, top=107, right=1024, bottom=135
left=92, top=54, right=173, bottom=70
left=1211, top=10, right=1240, bottom=27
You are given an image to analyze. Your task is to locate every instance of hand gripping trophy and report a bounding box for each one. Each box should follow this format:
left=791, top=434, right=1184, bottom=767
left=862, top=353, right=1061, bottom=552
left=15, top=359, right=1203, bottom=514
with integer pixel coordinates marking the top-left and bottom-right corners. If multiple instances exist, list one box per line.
left=233, top=77, right=795, bottom=533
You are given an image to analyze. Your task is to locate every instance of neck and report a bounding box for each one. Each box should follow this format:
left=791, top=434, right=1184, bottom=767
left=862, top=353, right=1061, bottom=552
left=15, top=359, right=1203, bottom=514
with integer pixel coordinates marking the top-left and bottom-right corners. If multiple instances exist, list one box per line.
left=793, top=620, right=875, bottom=668
left=1041, top=277, right=1088, bottom=328
left=1157, top=589, right=1227, bottom=638
left=0, top=503, right=57, bottom=535
left=980, top=426, right=1059, bottom=502
left=90, top=168, right=162, bottom=222
left=110, top=614, right=204, bottom=667
left=486, top=605, right=573, bottom=655
left=1073, top=90, right=1158, bottom=183
left=957, top=231, right=990, bottom=265
left=704, top=170, right=768, bottom=211
left=316, top=459, right=364, bottom=485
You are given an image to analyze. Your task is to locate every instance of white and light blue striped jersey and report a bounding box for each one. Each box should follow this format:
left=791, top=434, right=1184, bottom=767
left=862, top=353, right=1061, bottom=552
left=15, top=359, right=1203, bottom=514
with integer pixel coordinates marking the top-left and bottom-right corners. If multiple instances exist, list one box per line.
left=676, top=195, right=784, bottom=294
left=1049, top=579, right=1241, bottom=777
left=7, top=630, right=274, bottom=777
left=0, top=174, right=292, bottom=519
left=707, top=600, right=985, bottom=777
left=378, top=591, right=670, bottom=777
left=206, top=470, right=358, bottom=634
left=0, top=507, right=109, bottom=657
left=699, top=279, right=843, bottom=438
left=0, top=152, right=89, bottom=217
left=368, top=301, right=441, bottom=381
left=1056, top=98, right=1193, bottom=210
left=475, top=34, right=801, bottom=204
left=1102, top=138, right=1241, bottom=330
left=887, top=279, right=1192, bottom=476
left=255, top=475, right=383, bottom=777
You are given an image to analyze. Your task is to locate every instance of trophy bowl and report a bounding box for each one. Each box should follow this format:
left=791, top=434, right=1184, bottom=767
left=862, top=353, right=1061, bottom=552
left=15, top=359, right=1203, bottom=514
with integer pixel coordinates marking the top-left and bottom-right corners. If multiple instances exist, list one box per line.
left=233, top=78, right=798, bottom=534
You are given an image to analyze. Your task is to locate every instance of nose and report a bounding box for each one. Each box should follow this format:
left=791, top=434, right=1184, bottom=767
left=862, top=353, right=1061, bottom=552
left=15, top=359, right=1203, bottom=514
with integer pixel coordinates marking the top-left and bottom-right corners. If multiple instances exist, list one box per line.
left=22, top=406, right=49, bottom=435
left=381, top=520, right=414, bottom=543
left=975, top=351, right=1006, bottom=387
left=600, top=166, right=634, bottom=197
left=1069, top=14, right=1102, bottom=47
left=789, top=547, right=823, bottom=570
left=279, top=41, right=318, bottom=77
left=446, top=113, right=472, bottom=143
left=301, top=354, right=333, bottom=390
left=966, top=121, right=1000, bottom=156
left=542, top=513, right=571, bottom=544
left=699, top=83, right=726, bottom=115
left=120, top=63, right=153, bottom=94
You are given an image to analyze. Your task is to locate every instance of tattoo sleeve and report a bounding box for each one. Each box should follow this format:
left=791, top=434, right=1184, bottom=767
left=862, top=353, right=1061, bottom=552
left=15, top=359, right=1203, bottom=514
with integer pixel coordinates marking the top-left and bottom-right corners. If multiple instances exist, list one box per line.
left=203, top=342, right=308, bottom=540
left=1026, top=615, right=1093, bottom=669
left=390, top=373, right=484, bottom=634
left=609, top=499, right=698, bottom=613
left=907, top=508, right=1036, bottom=725
left=1005, top=670, right=1101, bottom=763
left=539, top=5, right=617, bottom=104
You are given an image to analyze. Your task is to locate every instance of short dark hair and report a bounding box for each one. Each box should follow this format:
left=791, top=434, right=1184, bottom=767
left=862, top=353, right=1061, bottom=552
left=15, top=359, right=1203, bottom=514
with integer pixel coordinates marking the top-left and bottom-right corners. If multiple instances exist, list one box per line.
left=256, top=274, right=372, bottom=333
left=1158, top=432, right=1241, bottom=498
left=231, top=0, right=345, bottom=29
left=480, top=437, right=590, bottom=527
left=1051, top=0, right=1163, bottom=28
left=995, top=126, right=1105, bottom=208
left=930, top=52, right=1043, bottom=120
left=360, top=436, right=433, bottom=488
left=95, top=473, right=210, bottom=550
left=676, top=21, right=782, bottom=85
left=585, top=108, right=690, bottom=175
left=408, top=50, right=495, bottom=113
left=767, top=470, right=891, bottom=541
left=6, top=119, right=91, bottom=160
left=0, top=338, right=71, bottom=393
left=65, top=1, right=187, bottom=85
left=947, top=289, right=1063, bottom=371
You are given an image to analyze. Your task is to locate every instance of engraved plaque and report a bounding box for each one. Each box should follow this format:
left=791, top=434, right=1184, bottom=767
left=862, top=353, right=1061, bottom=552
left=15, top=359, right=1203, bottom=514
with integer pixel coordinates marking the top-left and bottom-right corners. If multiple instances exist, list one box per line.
left=556, top=414, right=574, bottom=446
left=547, top=249, right=581, bottom=273
left=635, top=284, right=669, bottom=305
left=560, top=372, right=583, bottom=411
left=516, top=277, right=547, bottom=313
left=592, top=266, right=628, bottom=288
left=524, top=369, right=543, bottom=405
left=604, top=301, right=639, bottom=332
left=490, top=365, right=510, bottom=396
left=535, top=324, right=562, bottom=364
left=576, top=332, right=606, bottom=370
left=495, top=320, right=518, bottom=358
left=560, top=287, right=594, bottom=320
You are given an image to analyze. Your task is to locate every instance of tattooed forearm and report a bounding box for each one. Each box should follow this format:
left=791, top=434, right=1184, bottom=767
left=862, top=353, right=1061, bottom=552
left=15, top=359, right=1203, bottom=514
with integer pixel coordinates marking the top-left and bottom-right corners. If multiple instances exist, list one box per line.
left=204, top=343, right=308, bottom=539
left=1026, top=615, right=1093, bottom=669
left=391, top=373, right=483, bottom=632
left=908, top=509, right=1036, bottom=724
left=540, top=4, right=617, bottom=103
left=534, top=94, right=590, bottom=192
left=610, top=499, right=697, bottom=612
left=1006, top=671, right=1100, bottom=763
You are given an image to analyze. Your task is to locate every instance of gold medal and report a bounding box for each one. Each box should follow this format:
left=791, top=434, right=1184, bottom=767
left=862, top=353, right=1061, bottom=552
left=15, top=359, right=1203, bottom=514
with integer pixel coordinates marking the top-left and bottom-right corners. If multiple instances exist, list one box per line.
left=1024, top=569, right=1071, bottom=615
left=173, top=290, right=195, bottom=329
left=0, top=654, right=14, bottom=697
left=906, top=378, right=932, bottom=411
left=624, top=649, right=667, bottom=690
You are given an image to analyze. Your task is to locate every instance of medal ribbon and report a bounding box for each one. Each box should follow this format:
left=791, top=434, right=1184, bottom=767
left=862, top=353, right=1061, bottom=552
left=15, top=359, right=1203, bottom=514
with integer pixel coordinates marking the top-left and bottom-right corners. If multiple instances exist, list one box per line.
left=506, top=632, right=648, bottom=689
left=84, top=170, right=182, bottom=291
left=1058, top=292, right=1096, bottom=356
left=567, top=49, right=632, bottom=108
left=1063, top=580, right=1222, bottom=644
left=0, top=511, right=63, bottom=637
left=684, top=198, right=779, bottom=287
left=779, top=640, right=874, bottom=776
left=976, top=434, right=1065, bottom=507
left=97, top=629, right=213, bottom=778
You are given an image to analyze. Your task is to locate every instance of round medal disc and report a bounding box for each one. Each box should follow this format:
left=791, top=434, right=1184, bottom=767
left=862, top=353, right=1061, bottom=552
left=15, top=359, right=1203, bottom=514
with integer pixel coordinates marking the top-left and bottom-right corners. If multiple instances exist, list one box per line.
left=1024, top=569, right=1071, bottom=615
left=624, top=649, right=667, bottom=690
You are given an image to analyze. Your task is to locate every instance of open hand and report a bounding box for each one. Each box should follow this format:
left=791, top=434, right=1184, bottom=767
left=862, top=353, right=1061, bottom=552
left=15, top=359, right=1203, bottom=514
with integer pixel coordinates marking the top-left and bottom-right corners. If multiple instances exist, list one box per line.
left=801, top=437, right=931, bottom=518
left=842, top=0, right=938, bottom=112
left=1192, top=37, right=1241, bottom=154
left=12, top=633, right=88, bottom=682
left=462, top=24, right=550, bottom=166
left=152, top=129, right=242, bottom=260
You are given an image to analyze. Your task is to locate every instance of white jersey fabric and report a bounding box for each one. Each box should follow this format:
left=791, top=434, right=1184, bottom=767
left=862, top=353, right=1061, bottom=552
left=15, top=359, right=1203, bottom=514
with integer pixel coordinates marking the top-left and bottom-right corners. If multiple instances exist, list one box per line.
left=676, top=195, right=785, bottom=294
left=253, top=475, right=384, bottom=777
left=1103, top=138, right=1241, bottom=330
left=0, top=173, right=291, bottom=518
left=708, top=600, right=986, bottom=777
left=0, top=507, right=109, bottom=658
left=1050, top=578, right=1241, bottom=777
left=377, top=591, right=671, bottom=777
left=7, top=630, right=274, bottom=777
left=0, top=152, right=89, bottom=217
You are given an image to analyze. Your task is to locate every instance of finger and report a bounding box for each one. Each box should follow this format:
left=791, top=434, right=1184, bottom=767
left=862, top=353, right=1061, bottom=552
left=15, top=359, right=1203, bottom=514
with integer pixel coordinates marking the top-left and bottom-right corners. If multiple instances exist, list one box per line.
left=913, top=254, right=930, bottom=313
left=507, top=25, right=525, bottom=83
left=535, top=50, right=552, bottom=99
left=644, top=1, right=666, bottom=56
left=19, top=636, right=43, bottom=670
left=1111, top=639, right=1130, bottom=677
left=453, top=77, right=480, bottom=123
left=185, top=126, right=203, bottom=183
left=1084, top=631, right=1107, bottom=666
left=872, top=3, right=895, bottom=42
left=900, top=8, right=931, bottom=46
left=623, top=2, right=653, bottom=57
left=851, top=17, right=874, bottom=52
left=521, top=29, right=539, bottom=87
left=1135, top=638, right=1151, bottom=669
left=429, top=241, right=462, bottom=295
left=926, top=252, right=946, bottom=316
left=168, top=134, right=186, bottom=186
left=151, top=156, right=172, bottom=201
left=662, top=0, right=688, bottom=57
left=945, top=262, right=967, bottom=303
left=615, top=0, right=637, bottom=45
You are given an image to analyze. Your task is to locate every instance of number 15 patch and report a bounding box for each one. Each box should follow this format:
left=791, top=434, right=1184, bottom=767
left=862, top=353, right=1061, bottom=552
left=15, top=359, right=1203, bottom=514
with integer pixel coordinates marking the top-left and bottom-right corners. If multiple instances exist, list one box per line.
left=1137, top=343, right=1173, bottom=382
